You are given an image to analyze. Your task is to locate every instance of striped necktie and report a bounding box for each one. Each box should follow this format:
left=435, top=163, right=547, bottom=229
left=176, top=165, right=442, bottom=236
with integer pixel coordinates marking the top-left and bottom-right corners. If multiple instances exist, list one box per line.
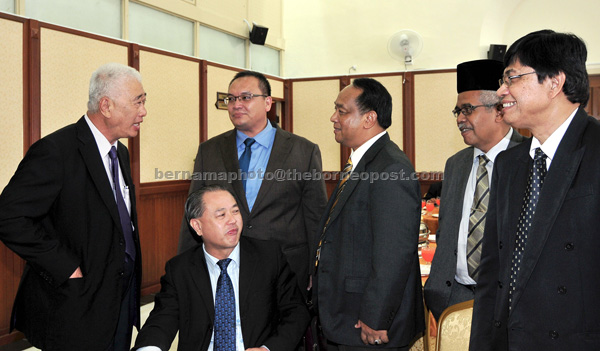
left=314, top=158, right=353, bottom=269
left=466, top=154, right=490, bottom=281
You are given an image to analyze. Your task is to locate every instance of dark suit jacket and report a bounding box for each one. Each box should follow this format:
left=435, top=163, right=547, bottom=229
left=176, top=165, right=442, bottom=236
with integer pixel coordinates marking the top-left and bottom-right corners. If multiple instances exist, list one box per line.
left=470, top=109, right=600, bottom=350
left=132, top=236, right=310, bottom=351
left=0, top=117, right=141, bottom=350
left=178, top=122, right=327, bottom=293
left=424, top=129, right=524, bottom=320
left=314, top=133, right=424, bottom=348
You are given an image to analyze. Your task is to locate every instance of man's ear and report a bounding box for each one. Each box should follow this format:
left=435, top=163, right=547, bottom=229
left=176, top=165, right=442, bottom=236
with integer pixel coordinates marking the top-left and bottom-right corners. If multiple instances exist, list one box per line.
left=363, top=111, right=378, bottom=129
left=190, top=218, right=202, bottom=237
left=99, top=96, right=113, bottom=117
left=549, top=72, right=566, bottom=99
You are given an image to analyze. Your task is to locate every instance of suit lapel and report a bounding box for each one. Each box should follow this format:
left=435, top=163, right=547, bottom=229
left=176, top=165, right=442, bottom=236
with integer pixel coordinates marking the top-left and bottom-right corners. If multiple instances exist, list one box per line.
left=326, top=134, right=389, bottom=226
left=76, top=117, right=122, bottom=231
left=510, top=110, right=588, bottom=310
left=190, top=248, right=217, bottom=321
left=252, top=126, right=292, bottom=212
left=220, top=130, right=250, bottom=214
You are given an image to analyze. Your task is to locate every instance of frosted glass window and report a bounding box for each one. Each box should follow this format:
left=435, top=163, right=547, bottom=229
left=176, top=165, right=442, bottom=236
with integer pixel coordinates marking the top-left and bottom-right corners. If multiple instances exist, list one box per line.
left=199, top=25, right=245, bottom=69
left=0, top=0, right=14, bottom=13
left=25, top=0, right=121, bottom=38
left=129, top=2, right=193, bottom=57
left=250, top=44, right=280, bottom=76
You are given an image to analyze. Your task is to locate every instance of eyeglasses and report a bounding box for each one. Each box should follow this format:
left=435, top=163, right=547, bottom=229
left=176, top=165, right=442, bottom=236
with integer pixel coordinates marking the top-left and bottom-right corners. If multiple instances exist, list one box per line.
left=223, top=93, right=268, bottom=104
left=452, top=104, right=498, bottom=118
left=498, top=71, right=537, bottom=88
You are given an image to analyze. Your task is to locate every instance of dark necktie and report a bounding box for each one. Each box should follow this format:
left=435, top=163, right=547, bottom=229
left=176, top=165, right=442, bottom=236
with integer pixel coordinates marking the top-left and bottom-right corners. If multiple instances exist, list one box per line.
left=109, top=146, right=136, bottom=262
left=239, top=138, right=256, bottom=191
left=509, top=148, right=547, bottom=308
left=467, top=154, right=490, bottom=282
left=214, top=258, right=236, bottom=350
left=315, top=158, right=353, bottom=269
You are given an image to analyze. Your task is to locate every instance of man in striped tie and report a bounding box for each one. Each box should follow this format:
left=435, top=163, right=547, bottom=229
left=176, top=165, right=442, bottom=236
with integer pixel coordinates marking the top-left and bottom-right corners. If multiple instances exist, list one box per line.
left=424, top=59, right=525, bottom=322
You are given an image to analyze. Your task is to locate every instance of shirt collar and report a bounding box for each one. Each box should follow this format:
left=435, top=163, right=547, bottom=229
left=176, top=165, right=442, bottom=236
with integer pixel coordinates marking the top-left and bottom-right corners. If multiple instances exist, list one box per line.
left=530, top=107, right=578, bottom=161
left=349, top=130, right=387, bottom=171
left=84, top=114, right=118, bottom=156
left=472, top=127, right=513, bottom=164
left=236, top=120, right=275, bottom=150
left=202, top=242, right=241, bottom=269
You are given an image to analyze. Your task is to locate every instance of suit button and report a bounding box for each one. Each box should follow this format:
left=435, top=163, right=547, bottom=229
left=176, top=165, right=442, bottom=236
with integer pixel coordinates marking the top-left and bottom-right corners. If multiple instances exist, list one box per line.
left=453, top=249, right=457, bottom=256
left=498, top=281, right=503, bottom=289
left=557, top=286, right=567, bottom=295
left=119, top=240, right=124, bottom=246
left=446, top=281, right=452, bottom=287
left=549, top=330, right=559, bottom=339
left=564, top=242, right=574, bottom=251
left=499, top=241, right=503, bottom=249
left=247, top=225, right=253, bottom=229
left=119, top=271, right=124, bottom=276
left=494, top=321, right=501, bottom=328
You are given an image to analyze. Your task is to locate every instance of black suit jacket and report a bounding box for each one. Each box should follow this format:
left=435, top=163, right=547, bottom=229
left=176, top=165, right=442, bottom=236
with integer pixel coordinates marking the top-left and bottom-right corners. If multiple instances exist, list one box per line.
left=470, top=109, right=600, bottom=350
left=424, top=129, right=525, bottom=320
left=132, top=236, right=310, bottom=351
left=314, top=134, right=425, bottom=348
left=178, top=122, right=327, bottom=293
left=0, top=117, right=141, bottom=350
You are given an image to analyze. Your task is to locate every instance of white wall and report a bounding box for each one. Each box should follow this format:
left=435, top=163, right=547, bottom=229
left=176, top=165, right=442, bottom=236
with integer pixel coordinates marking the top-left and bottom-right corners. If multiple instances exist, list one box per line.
left=282, top=0, right=600, bottom=77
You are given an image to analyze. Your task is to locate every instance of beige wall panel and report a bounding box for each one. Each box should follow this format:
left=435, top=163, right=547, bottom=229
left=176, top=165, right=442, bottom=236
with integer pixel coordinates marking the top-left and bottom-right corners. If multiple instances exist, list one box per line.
left=40, top=29, right=128, bottom=137
left=139, top=51, right=200, bottom=183
left=0, top=19, right=24, bottom=191
left=293, top=80, right=341, bottom=171
left=206, top=65, right=237, bottom=138
left=415, top=72, right=464, bottom=172
left=358, top=75, right=404, bottom=149
left=270, top=79, right=284, bottom=99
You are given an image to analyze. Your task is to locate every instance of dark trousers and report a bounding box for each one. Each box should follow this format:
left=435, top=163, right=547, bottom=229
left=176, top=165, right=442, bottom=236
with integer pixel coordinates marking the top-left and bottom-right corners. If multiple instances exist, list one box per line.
left=107, top=260, right=136, bottom=351
left=326, top=340, right=408, bottom=351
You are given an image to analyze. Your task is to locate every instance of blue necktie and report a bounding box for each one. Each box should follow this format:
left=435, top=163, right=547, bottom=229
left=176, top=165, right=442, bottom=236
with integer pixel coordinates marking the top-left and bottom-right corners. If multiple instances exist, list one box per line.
left=509, top=147, right=547, bottom=308
left=239, top=138, right=256, bottom=191
left=214, top=259, right=236, bottom=350
left=109, top=146, right=136, bottom=262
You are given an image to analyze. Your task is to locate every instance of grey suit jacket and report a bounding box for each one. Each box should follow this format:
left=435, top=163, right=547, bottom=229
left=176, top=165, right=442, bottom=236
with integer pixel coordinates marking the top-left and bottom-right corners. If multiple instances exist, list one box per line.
left=424, top=129, right=524, bottom=320
left=470, top=109, right=600, bottom=350
left=178, top=122, right=327, bottom=293
left=314, top=133, right=424, bottom=348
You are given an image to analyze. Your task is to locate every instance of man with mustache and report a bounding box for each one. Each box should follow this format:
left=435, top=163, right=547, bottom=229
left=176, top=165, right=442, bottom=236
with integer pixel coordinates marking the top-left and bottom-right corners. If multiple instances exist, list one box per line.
left=424, top=59, right=524, bottom=322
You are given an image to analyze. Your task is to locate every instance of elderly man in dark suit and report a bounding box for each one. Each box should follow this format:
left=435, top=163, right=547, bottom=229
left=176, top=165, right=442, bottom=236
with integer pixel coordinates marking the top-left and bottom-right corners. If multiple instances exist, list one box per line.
left=177, top=71, right=327, bottom=297
left=424, top=59, right=525, bottom=321
left=0, top=63, right=146, bottom=350
left=470, top=30, right=600, bottom=350
left=313, top=78, right=424, bottom=350
left=133, top=185, right=310, bottom=351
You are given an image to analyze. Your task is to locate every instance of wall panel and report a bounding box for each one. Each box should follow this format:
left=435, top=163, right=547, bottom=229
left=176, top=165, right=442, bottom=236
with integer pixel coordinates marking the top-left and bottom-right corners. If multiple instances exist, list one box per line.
left=206, top=65, right=238, bottom=138
left=414, top=72, right=464, bottom=172
left=292, top=80, right=341, bottom=171
left=138, top=51, right=200, bottom=183
left=39, top=28, right=127, bottom=137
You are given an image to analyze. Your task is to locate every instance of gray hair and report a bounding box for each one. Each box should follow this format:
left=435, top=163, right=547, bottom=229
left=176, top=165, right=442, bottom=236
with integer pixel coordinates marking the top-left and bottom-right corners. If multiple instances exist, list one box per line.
left=479, top=90, right=501, bottom=110
left=87, top=63, right=142, bottom=113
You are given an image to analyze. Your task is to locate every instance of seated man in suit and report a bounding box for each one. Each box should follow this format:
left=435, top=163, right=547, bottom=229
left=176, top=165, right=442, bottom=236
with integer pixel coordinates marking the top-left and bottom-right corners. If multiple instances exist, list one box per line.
left=424, top=59, right=525, bottom=321
left=133, top=185, right=310, bottom=351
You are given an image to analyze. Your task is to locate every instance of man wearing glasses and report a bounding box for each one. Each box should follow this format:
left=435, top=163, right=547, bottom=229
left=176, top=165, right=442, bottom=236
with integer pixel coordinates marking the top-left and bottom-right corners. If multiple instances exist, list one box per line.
left=424, top=59, right=524, bottom=322
left=177, top=71, right=327, bottom=302
left=470, top=30, right=600, bottom=350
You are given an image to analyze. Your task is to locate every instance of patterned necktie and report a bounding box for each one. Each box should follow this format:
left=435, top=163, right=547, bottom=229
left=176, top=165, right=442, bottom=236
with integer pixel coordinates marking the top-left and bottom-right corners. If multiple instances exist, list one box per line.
left=315, top=158, right=353, bottom=269
left=108, top=146, right=136, bottom=262
left=467, top=154, right=490, bottom=282
left=239, top=138, right=256, bottom=191
left=214, top=258, right=235, bottom=350
left=509, top=148, right=547, bottom=309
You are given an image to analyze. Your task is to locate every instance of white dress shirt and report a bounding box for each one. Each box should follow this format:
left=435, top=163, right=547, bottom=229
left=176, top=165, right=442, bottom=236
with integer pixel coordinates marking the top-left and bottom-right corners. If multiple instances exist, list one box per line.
left=349, top=130, right=387, bottom=171
left=529, top=107, right=578, bottom=170
left=455, top=128, right=513, bottom=285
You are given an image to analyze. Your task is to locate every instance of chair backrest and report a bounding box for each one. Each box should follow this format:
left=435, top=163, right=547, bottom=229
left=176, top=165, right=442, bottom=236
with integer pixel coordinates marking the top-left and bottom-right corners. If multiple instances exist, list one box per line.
left=435, top=299, right=474, bottom=351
